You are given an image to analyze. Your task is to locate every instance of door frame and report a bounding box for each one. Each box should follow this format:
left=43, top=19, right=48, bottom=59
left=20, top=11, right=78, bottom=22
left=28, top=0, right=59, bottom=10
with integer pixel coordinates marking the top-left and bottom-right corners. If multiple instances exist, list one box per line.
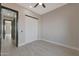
left=0, top=3, right=1, bottom=56
left=3, top=19, right=12, bottom=40
left=1, top=6, right=18, bottom=47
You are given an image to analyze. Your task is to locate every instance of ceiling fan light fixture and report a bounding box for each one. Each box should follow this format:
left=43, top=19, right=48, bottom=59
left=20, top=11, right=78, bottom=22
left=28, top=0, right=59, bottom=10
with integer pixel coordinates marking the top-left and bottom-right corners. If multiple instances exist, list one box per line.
left=29, top=6, right=33, bottom=8
left=39, top=3, right=42, bottom=5
left=34, top=3, right=46, bottom=8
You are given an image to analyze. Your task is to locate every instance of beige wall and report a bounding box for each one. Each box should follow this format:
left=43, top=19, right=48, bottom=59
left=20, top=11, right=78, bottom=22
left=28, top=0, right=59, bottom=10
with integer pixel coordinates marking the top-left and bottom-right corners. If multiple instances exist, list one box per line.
left=40, top=4, right=79, bottom=48
left=2, top=3, right=40, bottom=46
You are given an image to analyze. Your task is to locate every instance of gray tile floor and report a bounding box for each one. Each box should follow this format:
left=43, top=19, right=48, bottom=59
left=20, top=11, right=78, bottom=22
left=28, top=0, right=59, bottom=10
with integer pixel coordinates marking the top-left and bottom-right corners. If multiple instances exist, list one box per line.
left=1, top=40, right=79, bottom=56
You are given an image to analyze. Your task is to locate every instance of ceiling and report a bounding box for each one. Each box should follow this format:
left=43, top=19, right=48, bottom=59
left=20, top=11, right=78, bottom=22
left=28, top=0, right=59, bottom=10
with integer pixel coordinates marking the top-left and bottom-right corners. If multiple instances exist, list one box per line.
left=18, top=3, right=66, bottom=15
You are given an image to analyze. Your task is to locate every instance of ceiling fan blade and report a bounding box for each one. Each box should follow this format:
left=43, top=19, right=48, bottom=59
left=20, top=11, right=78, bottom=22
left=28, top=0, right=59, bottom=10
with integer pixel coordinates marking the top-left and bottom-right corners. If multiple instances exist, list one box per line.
left=42, top=3, right=46, bottom=8
left=34, top=3, right=39, bottom=8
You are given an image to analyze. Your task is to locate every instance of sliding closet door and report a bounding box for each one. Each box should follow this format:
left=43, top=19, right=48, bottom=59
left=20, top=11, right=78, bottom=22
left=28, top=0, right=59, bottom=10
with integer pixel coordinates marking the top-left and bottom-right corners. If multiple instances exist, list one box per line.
left=0, top=3, right=2, bottom=56
left=25, top=16, right=38, bottom=43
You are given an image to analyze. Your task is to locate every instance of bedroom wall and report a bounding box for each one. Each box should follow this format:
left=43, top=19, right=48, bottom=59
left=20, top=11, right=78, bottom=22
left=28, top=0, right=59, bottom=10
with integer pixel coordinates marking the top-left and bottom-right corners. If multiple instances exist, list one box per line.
left=40, top=4, right=79, bottom=49
left=2, top=3, right=79, bottom=50
left=2, top=3, right=40, bottom=46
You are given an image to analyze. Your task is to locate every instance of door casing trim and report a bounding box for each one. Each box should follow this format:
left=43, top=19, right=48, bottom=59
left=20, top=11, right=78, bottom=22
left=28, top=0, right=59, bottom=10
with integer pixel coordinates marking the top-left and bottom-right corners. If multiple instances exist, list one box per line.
left=1, top=5, right=19, bottom=47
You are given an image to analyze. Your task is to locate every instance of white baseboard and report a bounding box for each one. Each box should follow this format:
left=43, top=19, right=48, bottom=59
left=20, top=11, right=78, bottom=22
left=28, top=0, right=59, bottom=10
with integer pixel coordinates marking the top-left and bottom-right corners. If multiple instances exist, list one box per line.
left=19, top=39, right=38, bottom=47
left=18, top=42, right=27, bottom=47
left=42, top=39, right=79, bottom=51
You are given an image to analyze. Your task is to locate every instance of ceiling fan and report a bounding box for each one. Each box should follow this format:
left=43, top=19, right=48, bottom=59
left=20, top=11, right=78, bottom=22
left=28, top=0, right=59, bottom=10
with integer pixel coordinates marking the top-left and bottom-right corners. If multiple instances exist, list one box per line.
left=34, top=3, right=46, bottom=8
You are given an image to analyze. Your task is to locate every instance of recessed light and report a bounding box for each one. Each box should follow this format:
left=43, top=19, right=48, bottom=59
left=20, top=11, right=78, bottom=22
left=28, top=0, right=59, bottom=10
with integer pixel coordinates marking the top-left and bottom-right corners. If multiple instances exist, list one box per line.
left=7, top=13, right=10, bottom=16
